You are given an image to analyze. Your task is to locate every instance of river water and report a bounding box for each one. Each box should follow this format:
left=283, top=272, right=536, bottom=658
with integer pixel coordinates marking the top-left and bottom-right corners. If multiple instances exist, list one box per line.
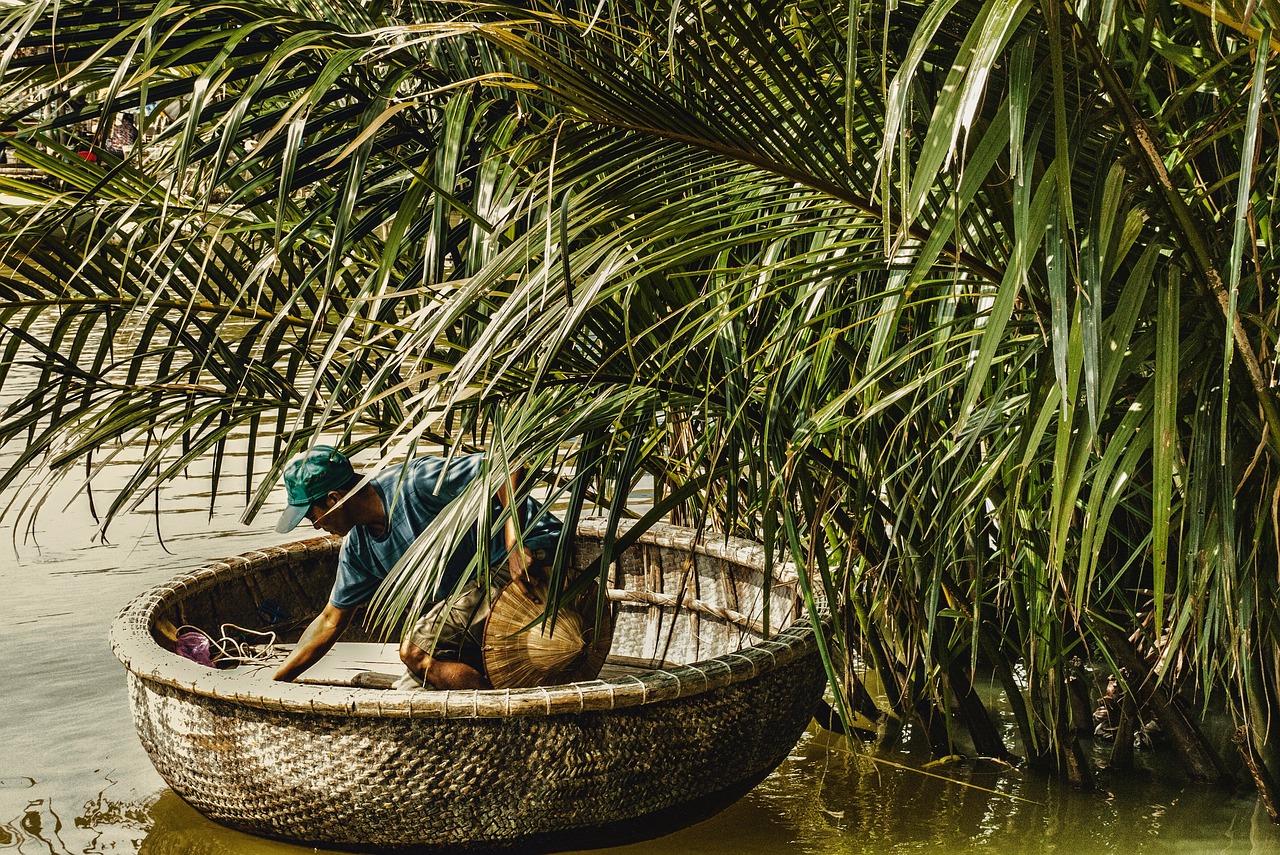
left=1, top=413, right=1279, bottom=853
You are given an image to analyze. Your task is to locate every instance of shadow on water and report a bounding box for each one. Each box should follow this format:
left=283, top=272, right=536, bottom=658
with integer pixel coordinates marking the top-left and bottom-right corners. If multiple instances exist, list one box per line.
left=140, top=792, right=313, bottom=855
left=134, top=787, right=805, bottom=855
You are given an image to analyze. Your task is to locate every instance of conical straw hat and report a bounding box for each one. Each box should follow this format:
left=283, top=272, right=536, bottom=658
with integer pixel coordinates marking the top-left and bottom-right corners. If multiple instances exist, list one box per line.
left=483, top=582, right=613, bottom=689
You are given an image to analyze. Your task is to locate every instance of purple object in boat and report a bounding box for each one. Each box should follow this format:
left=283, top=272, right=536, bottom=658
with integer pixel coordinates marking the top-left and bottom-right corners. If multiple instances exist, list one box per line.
left=175, top=631, right=216, bottom=667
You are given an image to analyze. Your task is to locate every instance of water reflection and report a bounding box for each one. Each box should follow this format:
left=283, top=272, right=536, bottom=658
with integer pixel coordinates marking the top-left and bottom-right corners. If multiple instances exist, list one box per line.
left=750, top=730, right=1280, bottom=855
left=0, top=781, right=150, bottom=854
left=114, top=729, right=1280, bottom=855
left=5, top=710, right=1280, bottom=855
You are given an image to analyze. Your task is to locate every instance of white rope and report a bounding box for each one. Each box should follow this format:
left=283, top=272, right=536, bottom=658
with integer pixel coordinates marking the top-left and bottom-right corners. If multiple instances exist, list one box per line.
left=177, top=623, right=280, bottom=666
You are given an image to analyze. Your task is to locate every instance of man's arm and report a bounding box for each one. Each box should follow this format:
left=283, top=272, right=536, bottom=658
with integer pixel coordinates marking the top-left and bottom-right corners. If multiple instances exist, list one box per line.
left=496, top=466, right=538, bottom=601
left=272, top=603, right=355, bottom=682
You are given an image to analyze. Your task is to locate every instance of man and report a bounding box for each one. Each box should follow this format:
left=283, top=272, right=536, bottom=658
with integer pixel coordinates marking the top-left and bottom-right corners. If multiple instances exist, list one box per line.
left=271, top=446, right=559, bottom=688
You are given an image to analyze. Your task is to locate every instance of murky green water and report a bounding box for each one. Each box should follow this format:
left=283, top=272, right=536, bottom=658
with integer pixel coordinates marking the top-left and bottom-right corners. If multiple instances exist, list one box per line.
left=1, top=414, right=1278, bottom=854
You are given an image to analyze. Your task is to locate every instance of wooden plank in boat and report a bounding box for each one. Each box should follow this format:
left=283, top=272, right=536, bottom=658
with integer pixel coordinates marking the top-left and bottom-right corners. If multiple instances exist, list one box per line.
left=273, top=642, right=403, bottom=686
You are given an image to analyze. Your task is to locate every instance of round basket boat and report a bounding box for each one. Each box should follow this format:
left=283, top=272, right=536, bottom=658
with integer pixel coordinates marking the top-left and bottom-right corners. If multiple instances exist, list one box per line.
left=110, top=519, right=827, bottom=852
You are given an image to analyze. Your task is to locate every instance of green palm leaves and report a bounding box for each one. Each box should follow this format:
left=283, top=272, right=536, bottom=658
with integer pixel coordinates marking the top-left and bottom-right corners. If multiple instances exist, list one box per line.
left=2, top=0, right=1279, bottom=797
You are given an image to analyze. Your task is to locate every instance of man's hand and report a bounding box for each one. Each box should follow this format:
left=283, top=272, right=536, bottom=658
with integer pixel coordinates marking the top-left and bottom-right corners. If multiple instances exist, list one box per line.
left=273, top=604, right=353, bottom=682
left=507, top=544, right=540, bottom=603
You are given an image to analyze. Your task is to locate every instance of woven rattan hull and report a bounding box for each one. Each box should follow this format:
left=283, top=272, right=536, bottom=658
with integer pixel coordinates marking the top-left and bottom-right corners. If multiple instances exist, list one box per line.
left=112, top=521, right=826, bottom=851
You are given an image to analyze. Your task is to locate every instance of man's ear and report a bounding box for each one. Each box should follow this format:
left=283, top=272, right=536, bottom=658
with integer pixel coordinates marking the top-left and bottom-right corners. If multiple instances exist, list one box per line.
left=310, top=492, right=336, bottom=517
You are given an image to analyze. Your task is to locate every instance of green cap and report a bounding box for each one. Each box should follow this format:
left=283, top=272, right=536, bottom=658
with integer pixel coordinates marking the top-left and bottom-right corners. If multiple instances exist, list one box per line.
left=276, top=445, right=356, bottom=533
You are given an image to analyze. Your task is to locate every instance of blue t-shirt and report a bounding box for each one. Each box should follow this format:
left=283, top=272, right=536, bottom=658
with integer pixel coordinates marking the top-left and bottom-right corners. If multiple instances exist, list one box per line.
left=330, top=454, right=562, bottom=610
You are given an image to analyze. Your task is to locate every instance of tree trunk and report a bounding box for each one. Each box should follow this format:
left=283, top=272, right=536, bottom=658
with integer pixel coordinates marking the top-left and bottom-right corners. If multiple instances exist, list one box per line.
left=1099, top=625, right=1230, bottom=783
left=837, top=608, right=888, bottom=725
left=1108, top=676, right=1137, bottom=771
left=1062, top=733, right=1095, bottom=791
left=1066, top=669, right=1093, bottom=736
left=1241, top=650, right=1280, bottom=823
left=1236, top=725, right=1280, bottom=823
left=947, top=660, right=1013, bottom=761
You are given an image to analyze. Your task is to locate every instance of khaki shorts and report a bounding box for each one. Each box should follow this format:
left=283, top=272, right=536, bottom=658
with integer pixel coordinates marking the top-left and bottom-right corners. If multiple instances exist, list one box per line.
left=406, top=576, right=505, bottom=673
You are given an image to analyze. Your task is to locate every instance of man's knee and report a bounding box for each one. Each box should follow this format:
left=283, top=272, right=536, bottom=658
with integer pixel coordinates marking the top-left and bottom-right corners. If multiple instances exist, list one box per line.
left=399, top=637, right=429, bottom=675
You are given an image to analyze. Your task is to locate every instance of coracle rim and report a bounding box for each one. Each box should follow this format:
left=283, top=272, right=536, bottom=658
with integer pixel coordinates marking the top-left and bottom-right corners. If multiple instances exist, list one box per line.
left=109, top=519, right=818, bottom=719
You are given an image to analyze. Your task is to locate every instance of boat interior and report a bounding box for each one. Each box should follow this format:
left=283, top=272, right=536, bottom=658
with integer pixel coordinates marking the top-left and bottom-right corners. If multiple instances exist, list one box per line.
left=152, top=533, right=802, bottom=688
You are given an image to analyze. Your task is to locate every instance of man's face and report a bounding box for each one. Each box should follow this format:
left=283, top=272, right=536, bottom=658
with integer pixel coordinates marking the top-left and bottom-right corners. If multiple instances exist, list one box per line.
left=306, top=490, right=353, bottom=536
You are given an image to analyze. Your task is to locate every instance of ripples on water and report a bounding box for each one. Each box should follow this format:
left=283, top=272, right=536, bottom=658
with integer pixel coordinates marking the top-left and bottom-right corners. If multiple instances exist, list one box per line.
left=1, top=385, right=1278, bottom=853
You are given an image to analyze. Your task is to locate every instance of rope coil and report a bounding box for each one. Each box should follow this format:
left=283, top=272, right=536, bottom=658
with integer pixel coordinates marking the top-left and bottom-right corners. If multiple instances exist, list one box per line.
left=176, top=623, right=280, bottom=666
